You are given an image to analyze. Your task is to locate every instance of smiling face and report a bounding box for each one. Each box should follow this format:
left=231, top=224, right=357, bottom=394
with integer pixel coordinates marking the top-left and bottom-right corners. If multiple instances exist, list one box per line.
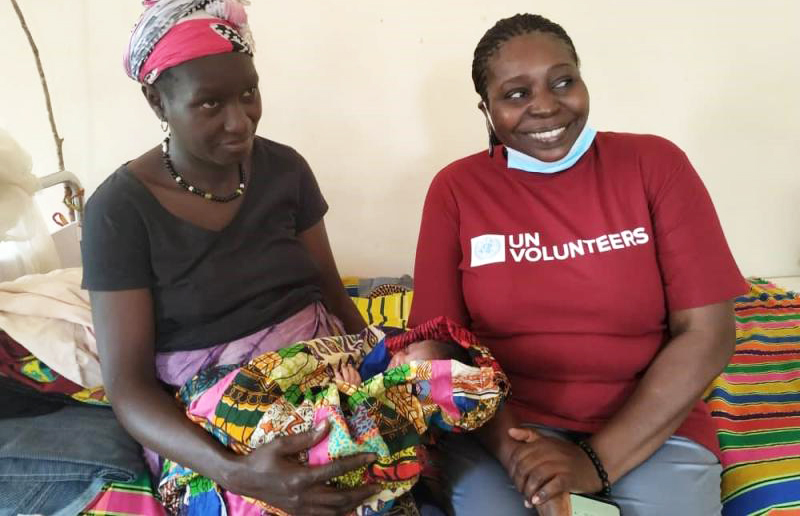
left=482, top=31, right=589, bottom=162
left=146, top=52, right=261, bottom=168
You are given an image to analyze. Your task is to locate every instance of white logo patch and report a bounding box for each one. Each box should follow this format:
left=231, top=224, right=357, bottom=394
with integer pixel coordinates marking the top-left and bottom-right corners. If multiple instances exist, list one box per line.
left=471, top=234, right=506, bottom=267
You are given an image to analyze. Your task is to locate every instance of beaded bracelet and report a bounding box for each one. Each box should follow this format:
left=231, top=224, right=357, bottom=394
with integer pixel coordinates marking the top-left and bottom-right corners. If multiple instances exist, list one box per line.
left=576, top=439, right=612, bottom=498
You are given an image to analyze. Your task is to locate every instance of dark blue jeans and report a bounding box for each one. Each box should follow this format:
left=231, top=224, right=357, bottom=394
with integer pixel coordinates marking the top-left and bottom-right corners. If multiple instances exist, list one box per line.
left=0, top=405, right=145, bottom=516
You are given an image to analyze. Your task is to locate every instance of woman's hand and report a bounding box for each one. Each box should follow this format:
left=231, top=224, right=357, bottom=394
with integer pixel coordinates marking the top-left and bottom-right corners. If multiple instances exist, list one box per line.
left=224, top=420, right=381, bottom=516
left=505, top=427, right=601, bottom=508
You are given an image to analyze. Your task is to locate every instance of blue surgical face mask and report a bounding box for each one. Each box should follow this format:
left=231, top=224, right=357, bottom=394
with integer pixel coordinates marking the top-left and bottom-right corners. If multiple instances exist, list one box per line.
left=506, top=124, right=596, bottom=174
left=482, top=102, right=595, bottom=174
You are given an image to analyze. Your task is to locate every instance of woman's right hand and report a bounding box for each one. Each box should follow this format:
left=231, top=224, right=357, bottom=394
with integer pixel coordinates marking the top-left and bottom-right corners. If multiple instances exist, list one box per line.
left=224, top=420, right=382, bottom=516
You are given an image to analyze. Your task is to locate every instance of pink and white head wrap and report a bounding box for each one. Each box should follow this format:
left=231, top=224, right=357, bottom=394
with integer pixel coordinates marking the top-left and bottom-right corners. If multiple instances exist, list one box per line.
left=124, top=0, right=255, bottom=84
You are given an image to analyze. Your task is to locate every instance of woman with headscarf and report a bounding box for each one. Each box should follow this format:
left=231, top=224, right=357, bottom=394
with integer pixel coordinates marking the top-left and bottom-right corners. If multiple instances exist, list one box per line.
left=81, top=1, right=378, bottom=513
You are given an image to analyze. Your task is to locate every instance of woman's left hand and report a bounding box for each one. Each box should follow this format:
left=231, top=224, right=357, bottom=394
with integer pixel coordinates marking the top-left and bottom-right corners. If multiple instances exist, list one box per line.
left=506, top=427, right=602, bottom=507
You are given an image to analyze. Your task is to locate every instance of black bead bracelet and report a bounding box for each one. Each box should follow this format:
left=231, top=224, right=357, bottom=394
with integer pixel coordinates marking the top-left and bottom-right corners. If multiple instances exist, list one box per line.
left=576, top=439, right=612, bottom=498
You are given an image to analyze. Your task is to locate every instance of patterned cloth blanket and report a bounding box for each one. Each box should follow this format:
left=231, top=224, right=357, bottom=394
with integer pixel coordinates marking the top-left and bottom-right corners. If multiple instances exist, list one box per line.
left=705, top=279, right=800, bottom=515
left=79, top=471, right=167, bottom=516
left=159, top=316, right=509, bottom=515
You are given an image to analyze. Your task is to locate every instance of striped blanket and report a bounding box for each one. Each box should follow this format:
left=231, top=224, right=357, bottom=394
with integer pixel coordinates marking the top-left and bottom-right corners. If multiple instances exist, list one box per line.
left=79, top=472, right=167, bottom=516
left=705, top=279, right=800, bottom=516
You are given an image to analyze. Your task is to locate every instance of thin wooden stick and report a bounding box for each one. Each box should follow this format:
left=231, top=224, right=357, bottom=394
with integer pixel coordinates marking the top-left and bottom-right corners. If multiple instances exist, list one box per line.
left=10, top=0, right=75, bottom=221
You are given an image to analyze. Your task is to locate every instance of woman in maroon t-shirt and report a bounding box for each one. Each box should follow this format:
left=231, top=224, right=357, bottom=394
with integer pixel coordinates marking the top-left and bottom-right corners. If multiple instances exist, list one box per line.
left=410, top=13, right=746, bottom=516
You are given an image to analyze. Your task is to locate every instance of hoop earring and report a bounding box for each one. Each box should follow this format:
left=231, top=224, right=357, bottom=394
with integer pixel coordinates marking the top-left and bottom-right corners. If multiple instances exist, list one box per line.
left=160, top=119, right=169, bottom=133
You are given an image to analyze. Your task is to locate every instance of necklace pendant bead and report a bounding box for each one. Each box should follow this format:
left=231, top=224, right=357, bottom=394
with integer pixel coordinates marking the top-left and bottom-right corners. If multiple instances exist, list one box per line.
left=161, top=135, right=245, bottom=203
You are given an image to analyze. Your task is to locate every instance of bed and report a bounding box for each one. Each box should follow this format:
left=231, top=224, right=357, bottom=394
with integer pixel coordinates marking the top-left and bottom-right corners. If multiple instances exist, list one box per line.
left=1, top=141, right=799, bottom=514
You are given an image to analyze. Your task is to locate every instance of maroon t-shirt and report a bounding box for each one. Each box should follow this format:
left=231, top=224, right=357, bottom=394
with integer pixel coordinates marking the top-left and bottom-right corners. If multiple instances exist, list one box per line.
left=409, top=132, right=747, bottom=458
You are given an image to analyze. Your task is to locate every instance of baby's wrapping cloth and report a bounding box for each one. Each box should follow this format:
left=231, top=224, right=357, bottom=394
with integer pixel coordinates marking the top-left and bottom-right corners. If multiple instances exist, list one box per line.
left=159, top=317, right=509, bottom=515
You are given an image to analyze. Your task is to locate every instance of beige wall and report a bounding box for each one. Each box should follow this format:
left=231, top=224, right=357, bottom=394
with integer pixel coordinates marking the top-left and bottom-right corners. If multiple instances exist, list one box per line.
left=2, top=0, right=798, bottom=277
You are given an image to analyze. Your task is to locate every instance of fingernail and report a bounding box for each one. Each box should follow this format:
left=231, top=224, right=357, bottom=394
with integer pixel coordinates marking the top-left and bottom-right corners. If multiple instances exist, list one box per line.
left=530, top=495, right=540, bottom=505
left=524, top=501, right=532, bottom=509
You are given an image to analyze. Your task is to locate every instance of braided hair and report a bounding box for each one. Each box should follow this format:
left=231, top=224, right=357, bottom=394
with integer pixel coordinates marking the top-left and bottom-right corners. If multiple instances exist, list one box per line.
left=472, top=14, right=579, bottom=103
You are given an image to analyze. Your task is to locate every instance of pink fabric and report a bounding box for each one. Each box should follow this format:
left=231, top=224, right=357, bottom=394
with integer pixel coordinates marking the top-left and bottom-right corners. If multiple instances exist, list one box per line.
left=155, top=302, right=342, bottom=388
left=737, top=321, right=800, bottom=330
left=139, top=18, right=240, bottom=83
left=187, top=368, right=240, bottom=421
left=727, top=371, right=800, bottom=384
left=125, top=0, right=254, bottom=83
left=308, top=407, right=336, bottom=466
left=144, top=302, right=343, bottom=475
left=430, top=360, right=459, bottom=420
left=222, top=491, right=263, bottom=515
left=723, top=443, right=800, bottom=463
left=82, top=485, right=167, bottom=515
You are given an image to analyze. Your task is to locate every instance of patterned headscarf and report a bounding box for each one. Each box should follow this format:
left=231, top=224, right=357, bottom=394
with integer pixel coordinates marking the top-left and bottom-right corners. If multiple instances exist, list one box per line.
left=124, top=0, right=255, bottom=84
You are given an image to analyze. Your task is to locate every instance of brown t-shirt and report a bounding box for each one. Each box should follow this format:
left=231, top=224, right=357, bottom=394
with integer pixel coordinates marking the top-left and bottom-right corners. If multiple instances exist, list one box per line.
left=81, top=137, right=327, bottom=352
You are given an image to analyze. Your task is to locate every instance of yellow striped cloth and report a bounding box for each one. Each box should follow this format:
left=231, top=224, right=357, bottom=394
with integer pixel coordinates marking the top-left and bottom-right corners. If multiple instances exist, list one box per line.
left=351, top=291, right=414, bottom=330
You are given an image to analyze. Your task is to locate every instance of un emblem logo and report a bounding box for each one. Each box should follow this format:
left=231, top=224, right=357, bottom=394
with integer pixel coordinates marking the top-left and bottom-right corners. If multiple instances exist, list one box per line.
left=476, top=238, right=501, bottom=259
left=470, top=234, right=506, bottom=267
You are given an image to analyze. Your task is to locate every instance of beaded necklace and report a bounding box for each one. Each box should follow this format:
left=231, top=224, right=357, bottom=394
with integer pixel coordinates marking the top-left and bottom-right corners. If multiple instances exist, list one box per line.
left=161, top=137, right=245, bottom=203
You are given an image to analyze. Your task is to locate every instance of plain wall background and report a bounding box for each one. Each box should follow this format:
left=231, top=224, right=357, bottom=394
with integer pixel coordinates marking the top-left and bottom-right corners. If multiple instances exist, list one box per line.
left=1, top=0, right=798, bottom=277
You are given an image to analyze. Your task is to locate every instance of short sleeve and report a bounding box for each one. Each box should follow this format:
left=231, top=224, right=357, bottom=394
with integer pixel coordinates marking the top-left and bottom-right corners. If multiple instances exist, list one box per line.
left=81, top=172, right=153, bottom=291
left=409, top=170, right=470, bottom=327
left=293, top=152, right=328, bottom=233
left=644, top=140, right=748, bottom=311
